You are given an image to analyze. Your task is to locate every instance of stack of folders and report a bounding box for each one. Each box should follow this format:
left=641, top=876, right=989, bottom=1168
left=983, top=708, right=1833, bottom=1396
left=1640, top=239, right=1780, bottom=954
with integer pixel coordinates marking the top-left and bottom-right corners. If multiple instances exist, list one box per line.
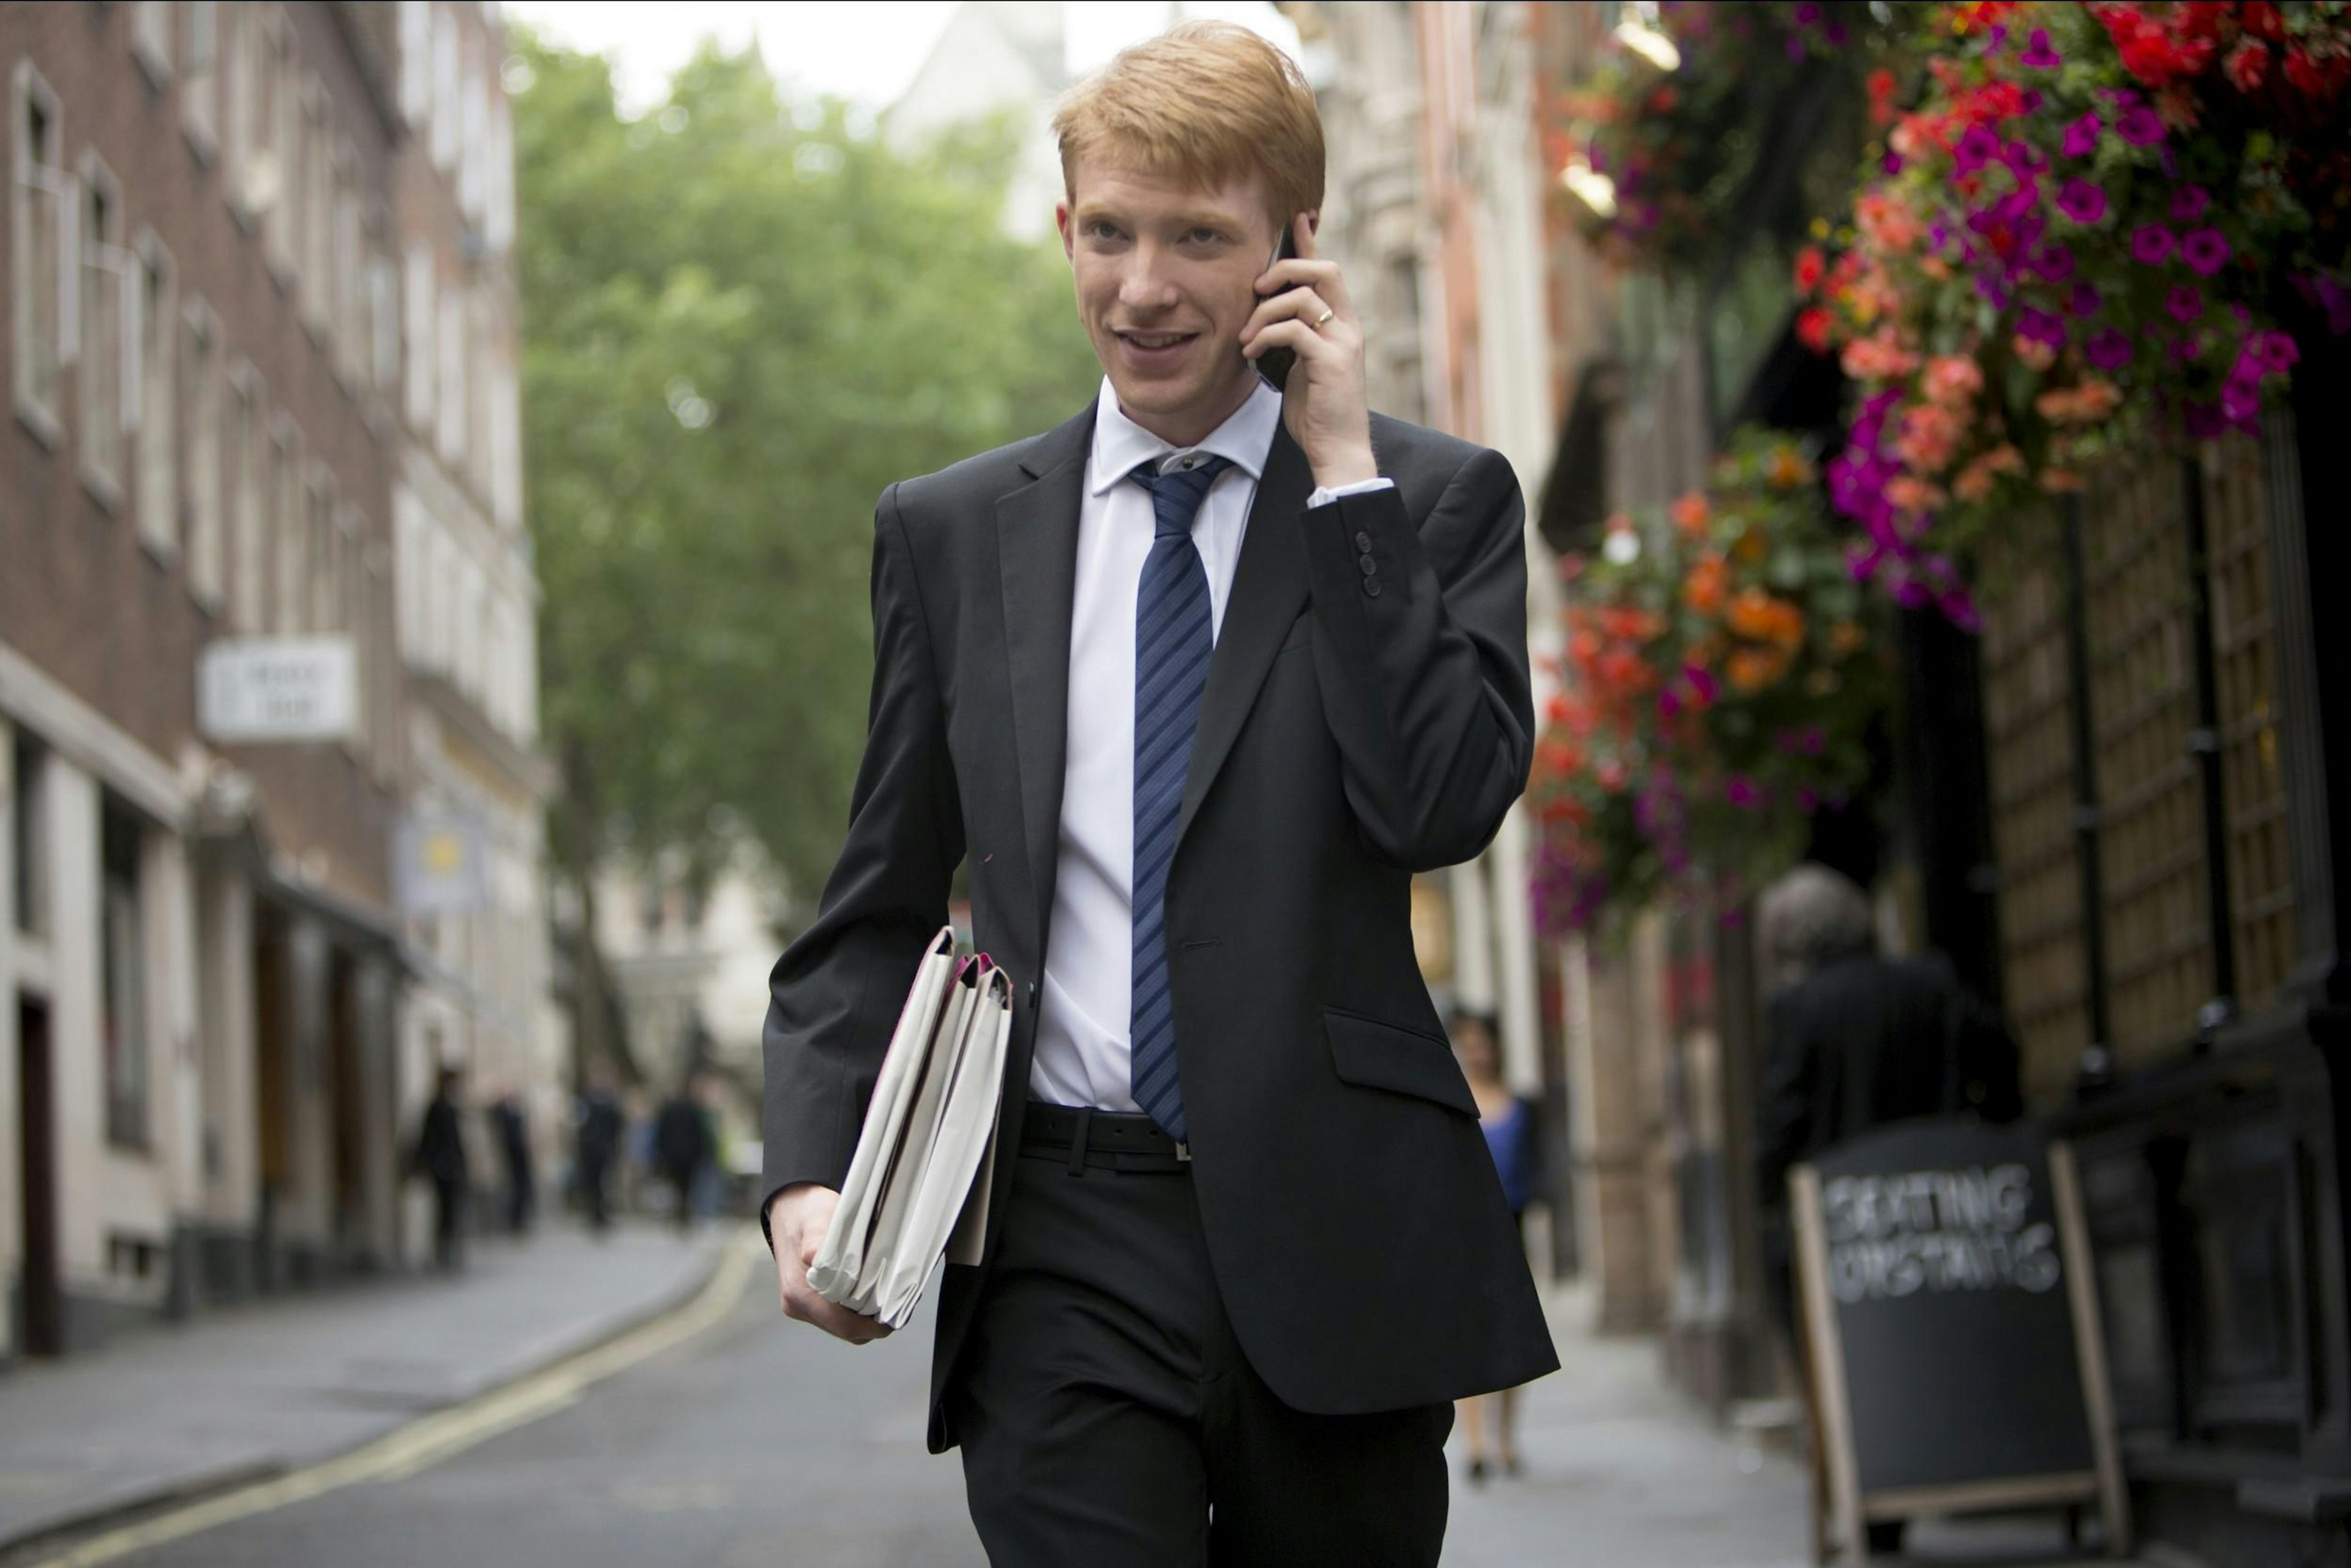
left=805, top=929, right=1012, bottom=1329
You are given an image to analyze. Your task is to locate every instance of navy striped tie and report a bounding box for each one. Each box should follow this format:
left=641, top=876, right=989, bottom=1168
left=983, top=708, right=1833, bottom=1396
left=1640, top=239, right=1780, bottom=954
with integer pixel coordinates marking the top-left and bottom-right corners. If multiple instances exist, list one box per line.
left=1127, top=454, right=1230, bottom=1143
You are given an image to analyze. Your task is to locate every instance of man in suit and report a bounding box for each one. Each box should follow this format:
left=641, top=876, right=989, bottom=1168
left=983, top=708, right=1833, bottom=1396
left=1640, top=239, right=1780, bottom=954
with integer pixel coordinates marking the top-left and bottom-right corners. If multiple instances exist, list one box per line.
left=760, top=21, right=1555, bottom=1564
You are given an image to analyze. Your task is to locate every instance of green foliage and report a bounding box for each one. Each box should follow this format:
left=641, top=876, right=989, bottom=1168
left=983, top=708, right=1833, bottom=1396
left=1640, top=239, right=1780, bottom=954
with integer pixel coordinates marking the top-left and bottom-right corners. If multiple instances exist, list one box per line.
left=512, top=30, right=1100, bottom=900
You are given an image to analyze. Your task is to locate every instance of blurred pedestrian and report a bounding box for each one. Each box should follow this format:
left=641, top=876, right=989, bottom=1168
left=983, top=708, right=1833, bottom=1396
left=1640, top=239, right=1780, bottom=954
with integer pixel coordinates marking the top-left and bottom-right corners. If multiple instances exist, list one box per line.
left=759, top=23, right=1551, bottom=1560
left=408, top=1066, right=470, bottom=1272
left=1753, top=863, right=2023, bottom=1555
left=1451, top=1010, right=1538, bottom=1484
left=574, top=1065, right=624, bottom=1234
left=490, top=1084, right=536, bottom=1236
left=654, top=1075, right=713, bottom=1236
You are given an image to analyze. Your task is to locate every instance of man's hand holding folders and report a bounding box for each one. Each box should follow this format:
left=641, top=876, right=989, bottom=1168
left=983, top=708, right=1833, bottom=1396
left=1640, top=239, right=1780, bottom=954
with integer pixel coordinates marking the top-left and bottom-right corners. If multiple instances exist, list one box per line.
left=770, top=932, right=1012, bottom=1343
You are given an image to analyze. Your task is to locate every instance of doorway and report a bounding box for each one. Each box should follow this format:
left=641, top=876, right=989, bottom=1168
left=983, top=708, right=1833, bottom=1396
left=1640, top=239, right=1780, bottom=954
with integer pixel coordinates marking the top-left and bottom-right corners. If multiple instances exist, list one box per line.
left=17, top=994, right=61, bottom=1357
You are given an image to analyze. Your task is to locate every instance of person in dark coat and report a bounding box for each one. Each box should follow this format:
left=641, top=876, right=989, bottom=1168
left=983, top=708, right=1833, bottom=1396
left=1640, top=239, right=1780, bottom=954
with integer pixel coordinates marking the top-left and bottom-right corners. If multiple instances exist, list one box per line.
left=653, top=1076, right=714, bottom=1236
left=490, top=1087, right=535, bottom=1236
left=574, top=1066, right=624, bottom=1234
left=410, top=1067, right=470, bottom=1272
left=1753, top=864, right=2023, bottom=1555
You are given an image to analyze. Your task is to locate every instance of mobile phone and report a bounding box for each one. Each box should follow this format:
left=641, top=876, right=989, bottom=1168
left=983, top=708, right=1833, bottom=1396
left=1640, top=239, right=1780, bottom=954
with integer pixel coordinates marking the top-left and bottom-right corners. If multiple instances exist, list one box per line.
left=1258, top=221, right=1302, bottom=392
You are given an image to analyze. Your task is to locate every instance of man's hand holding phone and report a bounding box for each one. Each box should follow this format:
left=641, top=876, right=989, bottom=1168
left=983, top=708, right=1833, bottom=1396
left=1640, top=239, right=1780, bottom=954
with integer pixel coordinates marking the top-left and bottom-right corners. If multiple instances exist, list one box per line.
left=767, top=1182, right=893, bottom=1345
left=1240, top=213, right=1379, bottom=493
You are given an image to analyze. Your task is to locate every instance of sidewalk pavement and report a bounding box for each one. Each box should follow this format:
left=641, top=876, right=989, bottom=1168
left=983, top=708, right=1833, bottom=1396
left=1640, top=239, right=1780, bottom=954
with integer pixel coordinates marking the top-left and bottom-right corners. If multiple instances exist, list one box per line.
left=1443, top=1281, right=2153, bottom=1568
left=0, top=1221, right=727, bottom=1558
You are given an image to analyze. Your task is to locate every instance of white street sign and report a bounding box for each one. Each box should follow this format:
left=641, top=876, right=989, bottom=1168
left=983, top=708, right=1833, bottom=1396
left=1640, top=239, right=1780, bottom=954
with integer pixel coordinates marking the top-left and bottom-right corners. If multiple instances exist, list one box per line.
left=198, top=638, right=358, bottom=744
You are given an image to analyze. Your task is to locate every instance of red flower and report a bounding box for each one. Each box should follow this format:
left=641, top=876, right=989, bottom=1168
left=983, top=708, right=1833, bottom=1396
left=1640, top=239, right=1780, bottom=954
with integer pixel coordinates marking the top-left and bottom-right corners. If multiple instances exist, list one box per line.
left=2284, top=46, right=2327, bottom=98
left=1794, top=246, right=1826, bottom=294
left=2224, top=40, right=2269, bottom=94
left=2241, top=2, right=2284, bottom=42
left=1867, top=67, right=1897, bottom=127
left=1796, top=307, right=1834, bottom=354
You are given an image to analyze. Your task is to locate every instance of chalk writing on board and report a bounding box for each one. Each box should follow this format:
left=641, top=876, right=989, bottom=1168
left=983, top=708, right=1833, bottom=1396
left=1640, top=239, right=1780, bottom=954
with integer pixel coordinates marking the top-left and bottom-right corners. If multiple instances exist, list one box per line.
left=1822, top=1163, right=2061, bottom=1303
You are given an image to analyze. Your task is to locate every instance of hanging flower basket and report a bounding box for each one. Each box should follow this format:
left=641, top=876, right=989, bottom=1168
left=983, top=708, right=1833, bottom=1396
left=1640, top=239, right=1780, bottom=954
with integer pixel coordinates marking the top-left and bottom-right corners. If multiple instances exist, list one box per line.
left=1801, top=0, right=2351, bottom=620
left=1529, top=430, right=1888, bottom=936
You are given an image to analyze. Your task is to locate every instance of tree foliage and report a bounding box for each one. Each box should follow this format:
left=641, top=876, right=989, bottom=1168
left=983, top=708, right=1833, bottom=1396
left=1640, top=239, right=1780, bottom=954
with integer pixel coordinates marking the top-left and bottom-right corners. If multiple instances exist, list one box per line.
left=511, top=31, right=1099, bottom=908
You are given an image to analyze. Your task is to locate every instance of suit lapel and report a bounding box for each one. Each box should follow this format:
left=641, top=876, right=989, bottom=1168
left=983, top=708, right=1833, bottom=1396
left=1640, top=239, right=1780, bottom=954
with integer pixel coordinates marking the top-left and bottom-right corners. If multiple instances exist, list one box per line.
left=1177, top=423, right=1313, bottom=848
left=996, top=402, right=1095, bottom=952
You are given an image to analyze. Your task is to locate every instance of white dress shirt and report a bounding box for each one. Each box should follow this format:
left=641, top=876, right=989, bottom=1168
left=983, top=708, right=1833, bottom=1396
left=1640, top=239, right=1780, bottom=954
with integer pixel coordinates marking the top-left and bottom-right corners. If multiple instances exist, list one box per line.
left=1028, top=376, right=1391, bottom=1110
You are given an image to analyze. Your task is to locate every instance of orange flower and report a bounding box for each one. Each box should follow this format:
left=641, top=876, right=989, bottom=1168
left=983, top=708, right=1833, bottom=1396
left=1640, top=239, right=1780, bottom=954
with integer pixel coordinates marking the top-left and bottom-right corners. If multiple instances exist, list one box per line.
left=1727, top=647, right=1790, bottom=693
left=1671, top=491, right=1711, bottom=537
left=2039, top=467, right=2086, bottom=493
left=2012, top=334, right=2058, bottom=373
left=1765, top=445, right=1810, bottom=489
left=1682, top=553, right=1728, bottom=615
left=1924, top=355, right=1983, bottom=407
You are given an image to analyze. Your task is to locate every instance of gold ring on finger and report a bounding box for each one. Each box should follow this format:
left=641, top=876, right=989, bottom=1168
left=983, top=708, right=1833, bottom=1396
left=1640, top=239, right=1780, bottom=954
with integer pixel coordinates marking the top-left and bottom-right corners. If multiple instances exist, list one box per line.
left=1314, top=309, right=1335, bottom=327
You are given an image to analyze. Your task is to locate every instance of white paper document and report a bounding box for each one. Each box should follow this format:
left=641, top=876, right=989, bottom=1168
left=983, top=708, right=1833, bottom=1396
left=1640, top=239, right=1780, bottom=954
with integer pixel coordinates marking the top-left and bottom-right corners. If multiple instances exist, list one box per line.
left=804, top=929, right=1012, bottom=1329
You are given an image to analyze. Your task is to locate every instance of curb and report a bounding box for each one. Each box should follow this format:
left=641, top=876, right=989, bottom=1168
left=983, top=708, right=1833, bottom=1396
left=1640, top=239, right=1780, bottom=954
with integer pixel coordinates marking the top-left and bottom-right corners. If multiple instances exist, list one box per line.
left=0, top=1234, right=735, bottom=1563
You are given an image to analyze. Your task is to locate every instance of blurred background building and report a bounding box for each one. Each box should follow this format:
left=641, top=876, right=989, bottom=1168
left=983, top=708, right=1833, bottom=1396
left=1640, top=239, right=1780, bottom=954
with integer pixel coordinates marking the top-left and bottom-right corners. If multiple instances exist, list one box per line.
left=0, top=0, right=561, bottom=1357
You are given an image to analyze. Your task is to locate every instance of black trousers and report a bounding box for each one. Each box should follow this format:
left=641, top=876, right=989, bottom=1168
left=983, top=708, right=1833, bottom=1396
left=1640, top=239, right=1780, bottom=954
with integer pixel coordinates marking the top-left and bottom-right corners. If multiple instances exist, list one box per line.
left=430, top=1176, right=465, bottom=1270
left=947, top=1143, right=1452, bottom=1567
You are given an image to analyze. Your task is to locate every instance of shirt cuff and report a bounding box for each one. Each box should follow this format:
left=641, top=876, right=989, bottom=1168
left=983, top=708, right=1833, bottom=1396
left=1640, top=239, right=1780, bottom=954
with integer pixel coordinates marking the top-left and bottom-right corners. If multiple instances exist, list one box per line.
left=1306, top=477, right=1395, bottom=509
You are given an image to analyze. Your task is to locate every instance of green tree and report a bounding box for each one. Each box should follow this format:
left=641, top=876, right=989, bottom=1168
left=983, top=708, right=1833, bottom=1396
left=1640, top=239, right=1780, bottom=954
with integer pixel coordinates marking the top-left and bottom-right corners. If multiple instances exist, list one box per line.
left=511, top=33, right=1098, bottom=1076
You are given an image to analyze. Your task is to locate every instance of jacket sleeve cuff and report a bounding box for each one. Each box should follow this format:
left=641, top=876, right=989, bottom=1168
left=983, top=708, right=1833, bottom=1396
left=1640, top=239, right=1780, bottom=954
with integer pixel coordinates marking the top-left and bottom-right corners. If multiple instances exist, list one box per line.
left=1305, top=476, right=1395, bottom=510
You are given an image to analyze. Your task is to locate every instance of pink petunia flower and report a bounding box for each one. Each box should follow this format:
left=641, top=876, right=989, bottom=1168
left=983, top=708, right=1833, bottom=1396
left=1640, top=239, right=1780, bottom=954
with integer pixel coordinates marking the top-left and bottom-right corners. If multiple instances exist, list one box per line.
left=2069, top=281, right=2103, bottom=318
left=2087, top=328, right=2133, bottom=370
left=2020, top=28, right=2061, bottom=68
left=2057, top=179, right=2107, bottom=223
left=2181, top=228, right=2231, bottom=276
left=2117, top=105, right=2167, bottom=146
left=2062, top=111, right=2102, bottom=158
left=2170, top=185, right=2211, bottom=223
left=2166, top=285, right=2204, bottom=323
left=2132, top=224, right=2176, bottom=265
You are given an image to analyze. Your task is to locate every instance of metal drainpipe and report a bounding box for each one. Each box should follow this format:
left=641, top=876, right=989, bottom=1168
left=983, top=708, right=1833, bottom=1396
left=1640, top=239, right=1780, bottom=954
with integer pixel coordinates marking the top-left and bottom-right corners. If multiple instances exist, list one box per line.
left=2179, top=453, right=2240, bottom=1038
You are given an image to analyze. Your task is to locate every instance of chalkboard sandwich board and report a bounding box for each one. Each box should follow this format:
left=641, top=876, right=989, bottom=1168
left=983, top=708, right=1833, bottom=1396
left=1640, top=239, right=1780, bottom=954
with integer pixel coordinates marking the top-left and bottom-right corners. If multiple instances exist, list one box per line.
left=1791, top=1118, right=2129, bottom=1563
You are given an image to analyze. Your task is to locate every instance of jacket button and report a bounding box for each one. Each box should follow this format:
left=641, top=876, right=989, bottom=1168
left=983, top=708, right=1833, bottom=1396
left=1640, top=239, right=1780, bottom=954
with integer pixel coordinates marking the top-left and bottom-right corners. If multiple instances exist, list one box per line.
left=1357, top=555, right=1377, bottom=576
left=1354, top=531, right=1374, bottom=552
left=1364, top=577, right=1384, bottom=598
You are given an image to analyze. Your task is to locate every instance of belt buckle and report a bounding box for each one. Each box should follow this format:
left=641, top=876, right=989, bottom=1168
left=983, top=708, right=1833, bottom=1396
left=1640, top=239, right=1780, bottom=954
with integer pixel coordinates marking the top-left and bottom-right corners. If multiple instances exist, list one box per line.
left=1174, top=1141, right=1191, bottom=1163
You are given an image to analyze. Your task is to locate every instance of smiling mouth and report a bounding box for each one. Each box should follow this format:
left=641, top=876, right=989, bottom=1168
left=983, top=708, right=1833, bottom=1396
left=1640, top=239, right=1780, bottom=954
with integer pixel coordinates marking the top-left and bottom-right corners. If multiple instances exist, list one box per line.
left=1116, top=330, right=1198, bottom=350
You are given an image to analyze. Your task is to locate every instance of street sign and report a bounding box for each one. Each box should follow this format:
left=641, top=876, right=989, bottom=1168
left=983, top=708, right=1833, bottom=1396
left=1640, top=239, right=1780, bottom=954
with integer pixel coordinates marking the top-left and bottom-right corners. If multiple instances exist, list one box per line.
left=198, top=638, right=357, bottom=744
left=396, top=810, right=490, bottom=915
left=1791, top=1119, right=2129, bottom=1562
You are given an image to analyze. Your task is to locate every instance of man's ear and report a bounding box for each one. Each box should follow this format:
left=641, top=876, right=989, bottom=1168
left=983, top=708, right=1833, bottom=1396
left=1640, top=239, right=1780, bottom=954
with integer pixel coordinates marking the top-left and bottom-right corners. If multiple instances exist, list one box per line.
left=1056, top=200, right=1075, bottom=263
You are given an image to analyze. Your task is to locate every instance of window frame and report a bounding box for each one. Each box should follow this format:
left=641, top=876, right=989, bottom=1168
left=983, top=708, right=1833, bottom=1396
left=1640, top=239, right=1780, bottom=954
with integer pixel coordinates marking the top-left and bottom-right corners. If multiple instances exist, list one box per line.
left=132, top=229, right=179, bottom=564
left=181, top=0, right=219, bottom=160
left=78, top=149, right=132, bottom=512
left=13, top=61, right=69, bottom=449
left=100, top=797, right=152, bottom=1153
left=227, top=360, right=267, bottom=630
left=131, top=2, right=174, bottom=89
left=182, top=297, right=225, bottom=611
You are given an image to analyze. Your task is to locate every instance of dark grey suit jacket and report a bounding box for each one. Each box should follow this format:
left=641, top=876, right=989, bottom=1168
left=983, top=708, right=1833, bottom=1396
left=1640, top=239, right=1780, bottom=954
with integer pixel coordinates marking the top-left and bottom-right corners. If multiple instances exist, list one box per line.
left=762, top=400, right=1559, bottom=1451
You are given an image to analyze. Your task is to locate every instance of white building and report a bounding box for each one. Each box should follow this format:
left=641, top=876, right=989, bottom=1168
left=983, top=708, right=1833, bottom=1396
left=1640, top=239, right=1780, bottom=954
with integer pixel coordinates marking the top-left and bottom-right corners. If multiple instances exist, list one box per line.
left=884, top=1, right=1069, bottom=242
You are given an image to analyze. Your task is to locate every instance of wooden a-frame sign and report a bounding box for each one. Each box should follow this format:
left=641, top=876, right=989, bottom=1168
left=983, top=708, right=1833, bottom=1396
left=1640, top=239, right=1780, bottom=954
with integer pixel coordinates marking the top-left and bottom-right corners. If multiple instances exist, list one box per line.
left=1791, top=1120, right=2131, bottom=1563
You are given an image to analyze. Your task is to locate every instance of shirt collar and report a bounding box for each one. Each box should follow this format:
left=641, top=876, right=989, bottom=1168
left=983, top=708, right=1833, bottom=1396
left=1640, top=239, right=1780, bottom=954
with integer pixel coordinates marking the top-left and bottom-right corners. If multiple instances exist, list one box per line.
left=1087, top=374, right=1283, bottom=497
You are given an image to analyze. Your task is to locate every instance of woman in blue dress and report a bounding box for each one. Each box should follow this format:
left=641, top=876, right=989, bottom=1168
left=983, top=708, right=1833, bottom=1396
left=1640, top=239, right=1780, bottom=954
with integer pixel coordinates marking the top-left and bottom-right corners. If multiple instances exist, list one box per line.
left=1451, top=1010, right=1538, bottom=1484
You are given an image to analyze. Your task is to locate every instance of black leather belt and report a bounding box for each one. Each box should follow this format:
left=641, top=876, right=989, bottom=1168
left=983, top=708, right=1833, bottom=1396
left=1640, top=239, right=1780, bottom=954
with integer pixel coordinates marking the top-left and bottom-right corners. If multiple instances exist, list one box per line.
left=1019, top=1102, right=1191, bottom=1174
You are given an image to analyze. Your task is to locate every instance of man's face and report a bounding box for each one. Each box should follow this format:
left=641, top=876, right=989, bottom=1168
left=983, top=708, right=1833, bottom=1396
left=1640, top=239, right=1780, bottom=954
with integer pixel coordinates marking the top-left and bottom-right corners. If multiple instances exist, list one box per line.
left=1057, top=161, right=1281, bottom=443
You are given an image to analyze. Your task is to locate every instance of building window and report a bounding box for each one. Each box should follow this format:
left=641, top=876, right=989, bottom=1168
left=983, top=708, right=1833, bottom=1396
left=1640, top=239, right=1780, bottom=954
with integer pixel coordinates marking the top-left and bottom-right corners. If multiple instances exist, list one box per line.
left=404, top=244, right=435, bottom=432
left=369, top=246, right=399, bottom=391
left=432, top=4, right=460, bottom=172
left=264, top=15, right=298, bottom=279
left=398, top=0, right=430, bottom=124
left=80, top=155, right=129, bottom=507
left=102, top=798, right=150, bottom=1150
left=182, top=1, right=218, bottom=156
left=436, top=288, right=465, bottom=463
left=134, top=235, right=178, bottom=560
left=486, top=98, right=514, bottom=255
left=12, top=730, right=47, bottom=939
left=223, top=2, right=259, bottom=219
left=459, top=48, right=487, bottom=223
left=132, top=2, right=173, bottom=86
left=309, top=467, right=339, bottom=633
left=332, top=151, right=362, bottom=384
left=465, top=290, right=492, bottom=499
left=272, top=419, right=304, bottom=632
left=228, top=367, right=265, bottom=629
left=184, top=302, right=223, bottom=608
left=491, top=361, right=521, bottom=530
left=343, top=511, right=371, bottom=756
left=13, top=62, right=69, bottom=443
left=301, top=86, right=331, bottom=334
